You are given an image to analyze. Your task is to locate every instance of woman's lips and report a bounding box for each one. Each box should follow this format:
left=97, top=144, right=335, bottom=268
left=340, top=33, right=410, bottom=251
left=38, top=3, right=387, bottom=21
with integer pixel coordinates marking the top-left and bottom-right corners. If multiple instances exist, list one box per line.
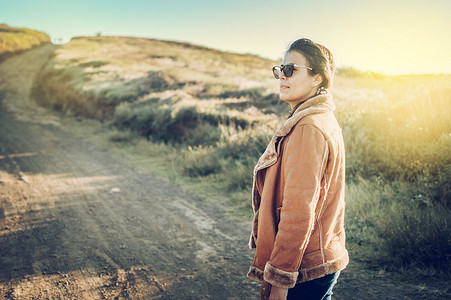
left=280, top=85, right=289, bottom=91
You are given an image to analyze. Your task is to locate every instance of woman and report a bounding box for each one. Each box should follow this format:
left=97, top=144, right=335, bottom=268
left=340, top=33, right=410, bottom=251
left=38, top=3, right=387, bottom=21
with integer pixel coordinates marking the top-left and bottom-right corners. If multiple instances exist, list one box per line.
left=247, top=38, right=348, bottom=300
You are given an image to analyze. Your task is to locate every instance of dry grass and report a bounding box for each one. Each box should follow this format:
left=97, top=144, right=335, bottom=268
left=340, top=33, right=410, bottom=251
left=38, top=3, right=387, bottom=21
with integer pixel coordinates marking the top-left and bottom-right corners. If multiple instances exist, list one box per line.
left=0, top=24, right=50, bottom=61
left=35, top=36, right=278, bottom=123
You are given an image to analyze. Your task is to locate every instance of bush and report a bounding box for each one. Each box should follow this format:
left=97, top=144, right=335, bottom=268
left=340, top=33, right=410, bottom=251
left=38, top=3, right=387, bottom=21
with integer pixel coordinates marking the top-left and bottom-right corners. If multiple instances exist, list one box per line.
left=346, top=177, right=451, bottom=276
left=182, top=147, right=223, bottom=177
left=377, top=200, right=451, bottom=275
left=218, top=87, right=266, bottom=100
left=114, top=101, right=242, bottom=146
left=182, top=126, right=269, bottom=195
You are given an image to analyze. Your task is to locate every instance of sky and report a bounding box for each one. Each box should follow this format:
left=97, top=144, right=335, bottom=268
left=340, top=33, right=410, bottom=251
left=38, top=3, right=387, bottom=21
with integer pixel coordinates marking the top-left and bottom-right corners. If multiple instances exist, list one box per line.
left=1, top=0, right=450, bottom=75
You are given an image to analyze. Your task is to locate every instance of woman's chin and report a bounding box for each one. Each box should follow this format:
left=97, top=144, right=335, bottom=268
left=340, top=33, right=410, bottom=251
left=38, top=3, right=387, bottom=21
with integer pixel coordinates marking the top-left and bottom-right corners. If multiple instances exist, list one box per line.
left=279, top=95, right=296, bottom=105
left=279, top=94, right=291, bottom=102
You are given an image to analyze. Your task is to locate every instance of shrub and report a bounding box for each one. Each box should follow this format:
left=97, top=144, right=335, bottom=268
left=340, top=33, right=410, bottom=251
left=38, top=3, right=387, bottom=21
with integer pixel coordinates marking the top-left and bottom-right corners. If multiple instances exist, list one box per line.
left=184, top=123, right=222, bottom=146
left=182, top=125, right=270, bottom=195
left=115, top=101, right=239, bottom=146
left=346, top=177, right=451, bottom=276
left=218, top=87, right=266, bottom=100
left=182, top=147, right=223, bottom=177
left=377, top=200, right=451, bottom=275
left=79, top=61, right=109, bottom=68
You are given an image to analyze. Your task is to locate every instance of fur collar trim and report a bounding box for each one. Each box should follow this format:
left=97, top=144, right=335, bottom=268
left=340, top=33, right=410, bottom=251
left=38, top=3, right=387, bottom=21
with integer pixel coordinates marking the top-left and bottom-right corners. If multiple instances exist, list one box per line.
left=254, top=93, right=335, bottom=174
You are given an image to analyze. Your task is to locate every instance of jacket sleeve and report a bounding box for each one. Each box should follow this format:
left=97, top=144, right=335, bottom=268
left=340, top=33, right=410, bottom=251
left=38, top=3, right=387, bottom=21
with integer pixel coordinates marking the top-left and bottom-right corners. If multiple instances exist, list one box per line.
left=263, top=124, right=328, bottom=288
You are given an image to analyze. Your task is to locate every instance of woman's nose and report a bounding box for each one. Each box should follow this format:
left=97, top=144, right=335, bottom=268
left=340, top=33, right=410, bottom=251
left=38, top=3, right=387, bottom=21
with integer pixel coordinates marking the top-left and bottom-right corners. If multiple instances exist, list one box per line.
left=278, top=70, right=286, bottom=80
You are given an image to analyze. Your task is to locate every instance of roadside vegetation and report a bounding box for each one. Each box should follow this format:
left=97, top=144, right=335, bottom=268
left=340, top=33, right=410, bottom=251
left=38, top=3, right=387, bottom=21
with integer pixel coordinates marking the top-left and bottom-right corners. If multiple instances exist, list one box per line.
left=0, top=24, right=50, bottom=62
left=28, top=35, right=451, bottom=280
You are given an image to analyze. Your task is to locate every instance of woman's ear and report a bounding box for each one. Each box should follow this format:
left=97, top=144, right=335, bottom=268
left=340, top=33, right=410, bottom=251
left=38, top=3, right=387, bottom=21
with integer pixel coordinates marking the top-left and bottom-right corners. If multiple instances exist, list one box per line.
left=312, top=74, right=323, bottom=87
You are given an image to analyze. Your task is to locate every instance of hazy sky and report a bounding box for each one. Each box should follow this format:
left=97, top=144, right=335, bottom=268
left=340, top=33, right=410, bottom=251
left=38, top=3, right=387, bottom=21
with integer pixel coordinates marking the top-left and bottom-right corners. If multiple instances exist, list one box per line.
left=1, top=0, right=450, bottom=75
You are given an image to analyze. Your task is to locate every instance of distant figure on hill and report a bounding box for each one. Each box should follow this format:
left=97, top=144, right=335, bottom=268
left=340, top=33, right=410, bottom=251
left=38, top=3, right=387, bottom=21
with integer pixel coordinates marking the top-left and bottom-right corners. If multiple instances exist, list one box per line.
left=247, top=38, right=348, bottom=300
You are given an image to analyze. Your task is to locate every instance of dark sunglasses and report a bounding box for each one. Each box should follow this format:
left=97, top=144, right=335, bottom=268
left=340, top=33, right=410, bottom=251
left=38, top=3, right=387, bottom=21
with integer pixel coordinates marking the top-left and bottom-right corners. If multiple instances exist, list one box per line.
left=272, top=63, right=313, bottom=79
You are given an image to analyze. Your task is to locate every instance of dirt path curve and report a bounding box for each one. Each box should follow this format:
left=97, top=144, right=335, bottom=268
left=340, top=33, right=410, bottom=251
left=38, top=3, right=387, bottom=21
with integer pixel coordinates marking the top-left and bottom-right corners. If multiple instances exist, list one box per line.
left=0, top=45, right=446, bottom=300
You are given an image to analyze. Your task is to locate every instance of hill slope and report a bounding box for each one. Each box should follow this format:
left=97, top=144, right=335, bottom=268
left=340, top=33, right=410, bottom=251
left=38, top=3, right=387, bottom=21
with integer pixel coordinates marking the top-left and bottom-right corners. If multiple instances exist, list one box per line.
left=0, top=24, right=50, bottom=61
left=34, top=36, right=285, bottom=145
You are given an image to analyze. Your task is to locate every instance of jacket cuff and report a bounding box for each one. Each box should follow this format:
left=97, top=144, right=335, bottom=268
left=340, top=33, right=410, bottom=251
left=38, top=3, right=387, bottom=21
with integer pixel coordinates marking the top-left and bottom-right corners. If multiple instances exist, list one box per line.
left=263, top=262, right=298, bottom=289
left=247, top=266, right=264, bottom=282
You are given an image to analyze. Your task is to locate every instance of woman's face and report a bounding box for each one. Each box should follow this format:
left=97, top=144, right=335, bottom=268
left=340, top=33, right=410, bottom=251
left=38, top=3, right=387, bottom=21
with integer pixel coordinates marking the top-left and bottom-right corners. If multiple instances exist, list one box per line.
left=279, top=51, right=321, bottom=108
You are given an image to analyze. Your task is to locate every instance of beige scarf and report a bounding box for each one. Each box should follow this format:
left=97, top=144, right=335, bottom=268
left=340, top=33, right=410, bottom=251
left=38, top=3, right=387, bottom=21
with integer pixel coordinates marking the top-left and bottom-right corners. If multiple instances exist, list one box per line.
left=253, top=93, right=336, bottom=175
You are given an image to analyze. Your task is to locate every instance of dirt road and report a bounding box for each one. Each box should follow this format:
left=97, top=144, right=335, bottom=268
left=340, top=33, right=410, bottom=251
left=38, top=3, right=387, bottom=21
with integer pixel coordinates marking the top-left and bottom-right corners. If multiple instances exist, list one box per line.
left=0, top=45, right=447, bottom=299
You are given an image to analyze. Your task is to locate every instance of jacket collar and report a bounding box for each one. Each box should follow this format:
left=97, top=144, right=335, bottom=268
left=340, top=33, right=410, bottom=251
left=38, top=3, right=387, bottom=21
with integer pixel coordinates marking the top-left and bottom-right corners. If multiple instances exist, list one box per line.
left=254, top=93, right=335, bottom=174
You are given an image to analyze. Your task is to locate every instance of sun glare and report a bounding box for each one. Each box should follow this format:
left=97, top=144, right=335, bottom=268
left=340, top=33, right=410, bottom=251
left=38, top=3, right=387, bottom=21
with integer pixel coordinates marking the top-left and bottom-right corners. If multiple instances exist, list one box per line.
left=331, top=1, right=451, bottom=75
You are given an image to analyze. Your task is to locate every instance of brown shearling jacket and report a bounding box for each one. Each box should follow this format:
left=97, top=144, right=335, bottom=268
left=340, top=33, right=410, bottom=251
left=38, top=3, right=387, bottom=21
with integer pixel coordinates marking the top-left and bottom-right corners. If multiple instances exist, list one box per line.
left=247, top=93, right=349, bottom=289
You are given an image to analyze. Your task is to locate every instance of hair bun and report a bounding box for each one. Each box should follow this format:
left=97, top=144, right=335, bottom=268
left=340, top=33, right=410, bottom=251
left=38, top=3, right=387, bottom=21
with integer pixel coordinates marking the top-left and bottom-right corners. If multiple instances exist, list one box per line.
left=288, top=38, right=335, bottom=89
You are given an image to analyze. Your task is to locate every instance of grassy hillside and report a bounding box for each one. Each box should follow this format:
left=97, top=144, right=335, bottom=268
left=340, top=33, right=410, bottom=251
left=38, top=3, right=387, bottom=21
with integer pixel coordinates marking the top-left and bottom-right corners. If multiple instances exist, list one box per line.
left=0, top=24, right=50, bottom=61
left=34, top=36, right=451, bottom=278
left=34, top=36, right=282, bottom=144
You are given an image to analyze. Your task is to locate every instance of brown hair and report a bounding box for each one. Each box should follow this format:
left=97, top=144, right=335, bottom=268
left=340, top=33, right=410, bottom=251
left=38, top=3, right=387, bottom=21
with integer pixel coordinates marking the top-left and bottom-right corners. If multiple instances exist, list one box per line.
left=287, top=38, right=335, bottom=89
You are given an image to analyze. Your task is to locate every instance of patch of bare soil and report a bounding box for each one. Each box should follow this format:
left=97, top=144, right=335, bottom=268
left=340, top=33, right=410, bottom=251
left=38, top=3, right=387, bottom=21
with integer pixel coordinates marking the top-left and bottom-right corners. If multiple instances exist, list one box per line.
left=0, top=45, right=448, bottom=299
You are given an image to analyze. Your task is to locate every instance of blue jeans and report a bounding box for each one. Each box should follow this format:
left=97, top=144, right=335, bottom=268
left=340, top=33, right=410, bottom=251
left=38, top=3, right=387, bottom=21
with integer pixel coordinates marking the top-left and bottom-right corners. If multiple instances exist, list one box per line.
left=287, top=271, right=340, bottom=300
